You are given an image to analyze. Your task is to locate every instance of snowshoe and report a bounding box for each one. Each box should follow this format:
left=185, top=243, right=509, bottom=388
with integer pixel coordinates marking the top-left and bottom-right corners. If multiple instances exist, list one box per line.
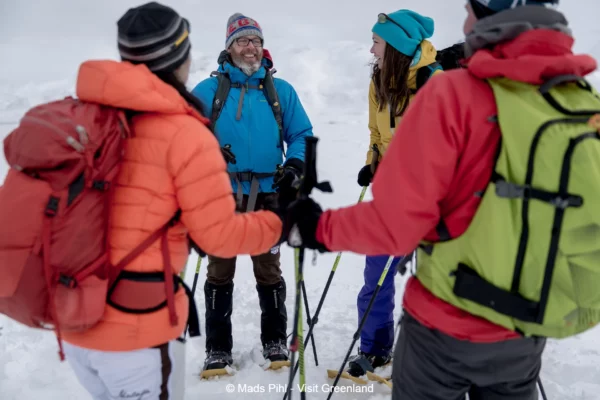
left=367, top=371, right=392, bottom=389
left=347, top=351, right=391, bottom=377
left=326, top=369, right=369, bottom=385
left=200, top=350, right=235, bottom=379
left=262, top=341, right=291, bottom=370
left=326, top=350, right=392, bottom=386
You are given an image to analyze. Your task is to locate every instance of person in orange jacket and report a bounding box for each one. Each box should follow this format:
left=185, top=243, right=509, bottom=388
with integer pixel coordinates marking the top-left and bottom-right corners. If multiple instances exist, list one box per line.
left=283, top=0, right=596, bottom=399
left=60, top=2, right=284, bottom=399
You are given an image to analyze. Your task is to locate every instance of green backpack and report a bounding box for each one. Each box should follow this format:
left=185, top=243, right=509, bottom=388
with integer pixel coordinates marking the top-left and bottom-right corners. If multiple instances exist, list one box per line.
left=416, top=74, right=600, bottom=339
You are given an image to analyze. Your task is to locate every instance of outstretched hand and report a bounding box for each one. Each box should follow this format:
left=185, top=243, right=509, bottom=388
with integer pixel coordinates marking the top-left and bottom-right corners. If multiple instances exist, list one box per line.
left=283, top=196, right=329, bottom=252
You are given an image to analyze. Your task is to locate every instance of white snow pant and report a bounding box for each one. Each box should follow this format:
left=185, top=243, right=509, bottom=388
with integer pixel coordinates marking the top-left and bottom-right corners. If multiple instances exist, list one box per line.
left=63, top=339, right=185, bottom=400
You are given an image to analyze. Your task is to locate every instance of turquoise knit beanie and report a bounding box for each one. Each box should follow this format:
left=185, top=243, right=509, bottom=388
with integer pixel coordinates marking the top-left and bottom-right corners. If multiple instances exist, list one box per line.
left=372, top=10, right=434, bottom=57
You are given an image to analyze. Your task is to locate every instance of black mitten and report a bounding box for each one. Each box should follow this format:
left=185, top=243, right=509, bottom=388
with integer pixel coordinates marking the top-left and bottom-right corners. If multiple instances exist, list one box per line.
left=357, top=165, right=374, bottom=187
left=284, top=197, right=328, bottom=252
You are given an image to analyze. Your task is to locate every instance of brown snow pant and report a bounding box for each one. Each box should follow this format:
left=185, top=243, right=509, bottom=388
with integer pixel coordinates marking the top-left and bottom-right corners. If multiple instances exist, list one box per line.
left=206, top=193, right=282, bottom=286
left=392, top=311, right=546, bottom=400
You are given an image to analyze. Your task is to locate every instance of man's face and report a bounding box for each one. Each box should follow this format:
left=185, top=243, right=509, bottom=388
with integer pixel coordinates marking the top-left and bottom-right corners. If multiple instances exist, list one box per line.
left=227, top=35, right=263, bottom=76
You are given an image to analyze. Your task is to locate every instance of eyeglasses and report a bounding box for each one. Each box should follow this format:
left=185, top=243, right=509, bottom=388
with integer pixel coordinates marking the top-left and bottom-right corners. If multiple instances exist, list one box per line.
left=235, top=37, right=263, bottom=47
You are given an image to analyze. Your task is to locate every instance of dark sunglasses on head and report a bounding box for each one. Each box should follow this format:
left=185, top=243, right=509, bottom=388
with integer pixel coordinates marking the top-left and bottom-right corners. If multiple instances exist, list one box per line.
left=377, top=13, right=411, bottom=40
left=377, top=13, right=403, bottom=30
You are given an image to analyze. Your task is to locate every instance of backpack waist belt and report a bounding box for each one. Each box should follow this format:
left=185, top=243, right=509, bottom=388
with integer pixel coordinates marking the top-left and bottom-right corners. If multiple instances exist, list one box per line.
left=107, top=270, right=200, bottom=338
left=229, top=171, right=275, bottom=212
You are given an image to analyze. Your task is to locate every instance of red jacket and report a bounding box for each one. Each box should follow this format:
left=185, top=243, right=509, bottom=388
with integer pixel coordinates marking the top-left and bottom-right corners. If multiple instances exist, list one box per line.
left=316, top=29, right=597, bottom=342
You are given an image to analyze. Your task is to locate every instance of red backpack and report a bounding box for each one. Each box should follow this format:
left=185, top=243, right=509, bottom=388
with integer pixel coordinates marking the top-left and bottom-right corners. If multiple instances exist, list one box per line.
left=0, top=97, right=200, bottom=360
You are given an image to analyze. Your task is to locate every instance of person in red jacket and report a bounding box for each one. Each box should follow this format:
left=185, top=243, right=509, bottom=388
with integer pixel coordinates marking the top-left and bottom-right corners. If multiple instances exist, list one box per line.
left=284, top=0, right=598, bottom=398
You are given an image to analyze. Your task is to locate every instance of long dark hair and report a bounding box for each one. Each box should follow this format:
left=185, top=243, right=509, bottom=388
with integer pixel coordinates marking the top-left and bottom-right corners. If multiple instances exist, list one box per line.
left=155, top=71, right=207, bottom=118
left=372, top=44, right=413, bottom=117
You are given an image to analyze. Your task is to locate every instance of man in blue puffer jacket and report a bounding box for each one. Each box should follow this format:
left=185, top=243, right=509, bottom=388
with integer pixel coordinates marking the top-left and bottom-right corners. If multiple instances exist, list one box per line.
left=191, top=12, right=313, bottom=373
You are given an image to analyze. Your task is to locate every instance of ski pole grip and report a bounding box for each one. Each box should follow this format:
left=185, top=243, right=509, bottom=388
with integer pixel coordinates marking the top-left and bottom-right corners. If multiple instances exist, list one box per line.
left=299, top=136, right=319, bottom=199
left=370, top=144, right=380, bottom=174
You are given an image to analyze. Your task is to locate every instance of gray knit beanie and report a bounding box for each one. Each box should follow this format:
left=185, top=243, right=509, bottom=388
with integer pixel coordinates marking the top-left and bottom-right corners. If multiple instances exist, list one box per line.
left=225, top=13, right=263, bottom=49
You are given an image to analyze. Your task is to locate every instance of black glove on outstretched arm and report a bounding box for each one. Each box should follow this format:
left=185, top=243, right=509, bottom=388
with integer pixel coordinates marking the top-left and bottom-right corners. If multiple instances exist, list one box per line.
left=284, top=197, right=329, bottom=252
left=357, top=165, right=374, bottom=187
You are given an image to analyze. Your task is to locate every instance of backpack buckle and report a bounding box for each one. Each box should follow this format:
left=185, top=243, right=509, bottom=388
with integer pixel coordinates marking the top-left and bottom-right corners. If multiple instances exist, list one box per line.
left=92, top=180, right=110, bottom=191
left=495, top=180, right=527, bottom=199
left=58, top=274, right=77, bottom=288
left=44, top=196, right=60, bottom=217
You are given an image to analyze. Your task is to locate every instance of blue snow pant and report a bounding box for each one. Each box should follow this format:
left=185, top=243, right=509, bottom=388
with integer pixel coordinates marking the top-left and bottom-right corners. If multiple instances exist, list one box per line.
left=357, top=254, right=403, bottom=357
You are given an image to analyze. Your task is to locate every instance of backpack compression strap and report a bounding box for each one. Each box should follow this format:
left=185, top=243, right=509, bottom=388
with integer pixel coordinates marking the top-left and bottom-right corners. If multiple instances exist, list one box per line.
left=262, top=70, right=285, bottom=156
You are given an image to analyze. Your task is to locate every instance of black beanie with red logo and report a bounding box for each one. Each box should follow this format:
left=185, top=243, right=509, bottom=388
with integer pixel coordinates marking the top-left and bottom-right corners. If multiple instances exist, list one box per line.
left=469, top=0, right=559, bottom=20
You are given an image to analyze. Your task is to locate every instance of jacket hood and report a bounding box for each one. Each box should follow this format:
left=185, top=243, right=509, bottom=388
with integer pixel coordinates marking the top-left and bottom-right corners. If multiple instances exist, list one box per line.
left=465, top=6, right=597, bottom=84
left=407, top=39, right=438, bottom=90
left=75, top=60, right=208, bottom=122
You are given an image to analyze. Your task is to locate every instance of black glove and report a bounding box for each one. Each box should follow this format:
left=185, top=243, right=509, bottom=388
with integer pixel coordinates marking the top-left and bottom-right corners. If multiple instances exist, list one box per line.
left=273, top=158, right=303, bottom=190
left=284, top=197, right=329, bottom=252
left=357, top=164, right=374, bottom=187
left=273, top=158, right=304, bottom=210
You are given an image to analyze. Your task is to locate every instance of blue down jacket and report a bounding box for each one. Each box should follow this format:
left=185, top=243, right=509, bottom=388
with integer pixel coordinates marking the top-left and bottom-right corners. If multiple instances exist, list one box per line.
left=191, top=54, right=313, bottom=195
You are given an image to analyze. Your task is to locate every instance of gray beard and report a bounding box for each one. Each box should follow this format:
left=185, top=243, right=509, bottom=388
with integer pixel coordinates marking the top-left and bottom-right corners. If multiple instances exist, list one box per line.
left=231, top=54, right=262, bottom=76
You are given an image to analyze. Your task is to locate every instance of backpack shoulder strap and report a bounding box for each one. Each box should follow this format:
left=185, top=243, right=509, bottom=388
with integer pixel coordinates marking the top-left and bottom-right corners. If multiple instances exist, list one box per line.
left=210, top=71, right=232, bottom=130
left=261, top=69, right=286, bottom=156
left=416, top=61, right=441, bottom=92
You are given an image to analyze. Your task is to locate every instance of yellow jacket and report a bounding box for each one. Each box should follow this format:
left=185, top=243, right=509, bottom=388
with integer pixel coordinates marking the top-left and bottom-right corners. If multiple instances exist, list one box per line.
left=365, top=40, right=443, bottom=165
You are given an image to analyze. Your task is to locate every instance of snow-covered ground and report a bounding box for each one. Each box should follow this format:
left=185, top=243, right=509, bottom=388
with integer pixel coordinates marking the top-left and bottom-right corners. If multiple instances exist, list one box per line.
left=2, top=1, right=600, bottom=399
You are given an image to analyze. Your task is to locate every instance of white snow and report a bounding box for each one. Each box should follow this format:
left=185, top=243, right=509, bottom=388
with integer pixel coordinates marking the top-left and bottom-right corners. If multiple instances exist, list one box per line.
left=2, top=1, right=600, bottom=399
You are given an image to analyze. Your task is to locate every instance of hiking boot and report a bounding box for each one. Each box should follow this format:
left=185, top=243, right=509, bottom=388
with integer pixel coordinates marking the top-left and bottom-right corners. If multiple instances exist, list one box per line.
left=347, top=350, right=392, bottom=377
left=256, top=278, right=287, bottom=346
left=263, top=340, right=289, bottom=362
left=202, top=350, right=233, bottom=371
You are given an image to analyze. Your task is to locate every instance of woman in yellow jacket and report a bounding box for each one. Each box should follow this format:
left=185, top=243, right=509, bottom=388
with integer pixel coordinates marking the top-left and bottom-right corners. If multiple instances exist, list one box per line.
left=348, top=9, right=443, bottom=377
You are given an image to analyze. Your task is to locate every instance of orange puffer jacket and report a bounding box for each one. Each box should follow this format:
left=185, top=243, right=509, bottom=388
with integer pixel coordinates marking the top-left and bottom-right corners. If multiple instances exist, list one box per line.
left=61, top=60, right=282, bottom=351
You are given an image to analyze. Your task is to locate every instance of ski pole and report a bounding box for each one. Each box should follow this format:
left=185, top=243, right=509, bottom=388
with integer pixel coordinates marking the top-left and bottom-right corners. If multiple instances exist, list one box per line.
left=284, top=249, right=307, bottom=400
left=285, top=146, right=380, bottom=399
left=538, top=377, right=548, bottom=400
left=297, top=186, right=369, bottom=369
left=284, top=136, right=332, bottom=400
left=283, top=188, right=369, bottom=400
left=301, top=281, right=318, bottom=366
left=183, top=255, right=202, bottom=339
left=327, top=253, right=413, bottom=400
left=297, top=249, right=307, bottom=400
left=190, top=255, right=202, bottom=298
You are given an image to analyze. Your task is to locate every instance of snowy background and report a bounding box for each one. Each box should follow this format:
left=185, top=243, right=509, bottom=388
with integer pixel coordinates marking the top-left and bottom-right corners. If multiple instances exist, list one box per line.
left=2, top=0, right=600, bottom=399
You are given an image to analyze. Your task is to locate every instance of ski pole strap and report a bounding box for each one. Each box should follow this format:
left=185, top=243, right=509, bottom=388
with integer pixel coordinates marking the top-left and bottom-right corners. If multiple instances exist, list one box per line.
left=298, top=137, right=332, bottom=199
